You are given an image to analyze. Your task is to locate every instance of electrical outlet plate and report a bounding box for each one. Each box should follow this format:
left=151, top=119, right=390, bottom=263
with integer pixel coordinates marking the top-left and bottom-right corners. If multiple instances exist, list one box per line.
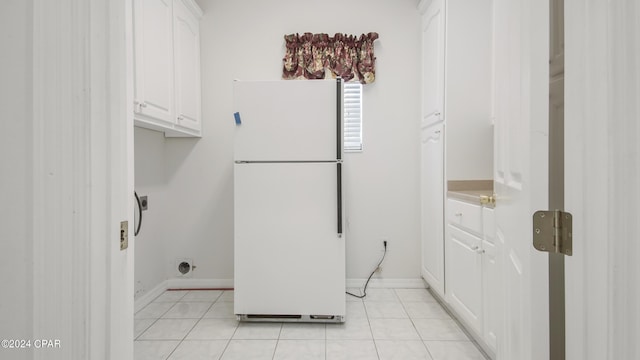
left=176, top=258, right=194, bottom=277
left=120, top=221, right=128, bottom=250
left=140, top=196, right=148, bottom=211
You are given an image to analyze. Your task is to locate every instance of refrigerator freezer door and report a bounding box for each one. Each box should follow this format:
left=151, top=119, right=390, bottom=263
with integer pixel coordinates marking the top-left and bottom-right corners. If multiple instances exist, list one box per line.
left=234, top=162, right=345, bottom=318
left=233, top=80, right=340, bottom=162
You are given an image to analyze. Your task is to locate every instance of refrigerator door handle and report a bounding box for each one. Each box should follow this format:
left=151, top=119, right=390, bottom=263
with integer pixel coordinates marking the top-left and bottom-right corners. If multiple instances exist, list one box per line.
left=337, top=162, right=343, bottom=237
left=336, top=78, right=343, bottom=160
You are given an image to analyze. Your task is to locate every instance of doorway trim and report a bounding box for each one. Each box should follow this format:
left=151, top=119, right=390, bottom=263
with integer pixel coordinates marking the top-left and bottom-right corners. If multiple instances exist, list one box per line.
left=32, top=0, right=134, bottom=358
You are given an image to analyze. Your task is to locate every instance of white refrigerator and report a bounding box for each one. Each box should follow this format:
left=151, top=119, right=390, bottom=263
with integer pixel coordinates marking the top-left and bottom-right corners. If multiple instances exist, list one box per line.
left=233, top=79, right=346, bottom=323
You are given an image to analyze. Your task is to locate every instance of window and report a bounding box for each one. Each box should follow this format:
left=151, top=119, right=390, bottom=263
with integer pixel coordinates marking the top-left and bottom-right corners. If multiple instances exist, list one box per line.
left=344, top=83, right=363, bottom=152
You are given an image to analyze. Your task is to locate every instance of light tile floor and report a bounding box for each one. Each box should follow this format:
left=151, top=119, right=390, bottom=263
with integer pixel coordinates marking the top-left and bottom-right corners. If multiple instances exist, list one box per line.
left=134, top=288, right=488, bottom=360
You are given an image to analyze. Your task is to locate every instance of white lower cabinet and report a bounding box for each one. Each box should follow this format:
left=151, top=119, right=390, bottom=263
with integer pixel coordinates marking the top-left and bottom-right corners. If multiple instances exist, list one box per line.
left=481, top=207, right=499, bottom=353
left=482, top=238, right=499, bottom=351
left=446, top=224, right=483, bottom=334
left=445, top=198, right=499, bottom=357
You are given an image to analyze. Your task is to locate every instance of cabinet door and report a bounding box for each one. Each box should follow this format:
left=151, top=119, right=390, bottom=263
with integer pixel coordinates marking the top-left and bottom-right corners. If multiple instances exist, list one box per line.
left=481, top=207, right=499, bottom=353
left=173, top=0, right=201, bottom=133
left=446, top=224, right=483, bottom=334
left=482, top=238, right=499, bottom=353
left=133, top=0, right=175, bottom=123
left=421, top=123, right=445, bottom=297
left=421, top=0, right=445, bottom=127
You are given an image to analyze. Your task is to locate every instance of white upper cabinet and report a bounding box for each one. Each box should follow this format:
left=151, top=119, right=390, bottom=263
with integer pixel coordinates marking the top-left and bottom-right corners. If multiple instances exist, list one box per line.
left=133, top=0, right=203, bottom=137
left=173, top=0, right=201, bottom=133
left=134, top=0, right=174, bottom=124
left=420, top=0, right=445, bottom=127
left=420, top=0, right=493, bottom=181
left=444, top=0, right=493, bottom=180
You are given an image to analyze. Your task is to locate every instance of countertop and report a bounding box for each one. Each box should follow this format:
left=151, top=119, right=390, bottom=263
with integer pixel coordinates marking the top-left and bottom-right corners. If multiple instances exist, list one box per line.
left=447, top=180, right=495, bottom=208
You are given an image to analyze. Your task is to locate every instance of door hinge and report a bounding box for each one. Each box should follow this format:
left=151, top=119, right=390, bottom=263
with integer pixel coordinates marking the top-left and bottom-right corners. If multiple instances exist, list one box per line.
left=532, top=210, right=572, bottom=256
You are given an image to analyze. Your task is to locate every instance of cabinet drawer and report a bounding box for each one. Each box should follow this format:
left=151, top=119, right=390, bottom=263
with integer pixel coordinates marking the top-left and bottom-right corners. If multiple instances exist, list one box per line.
left=447, top=198, right=483, bottom=235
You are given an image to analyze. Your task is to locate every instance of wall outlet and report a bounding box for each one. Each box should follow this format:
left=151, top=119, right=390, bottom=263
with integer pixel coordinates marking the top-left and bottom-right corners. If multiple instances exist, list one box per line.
left=176, top=258, right=195, bottom=277
left=140, top=196, right=148, bottom=211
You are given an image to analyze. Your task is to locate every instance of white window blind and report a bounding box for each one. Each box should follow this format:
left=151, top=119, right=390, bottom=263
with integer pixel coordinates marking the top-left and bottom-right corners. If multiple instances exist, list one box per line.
left=344, top=83, right=363, bottom=152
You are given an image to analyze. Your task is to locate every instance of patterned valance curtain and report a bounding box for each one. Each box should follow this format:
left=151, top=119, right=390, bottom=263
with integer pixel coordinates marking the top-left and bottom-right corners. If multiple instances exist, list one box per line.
left=282, top=32, right=379, bottom=84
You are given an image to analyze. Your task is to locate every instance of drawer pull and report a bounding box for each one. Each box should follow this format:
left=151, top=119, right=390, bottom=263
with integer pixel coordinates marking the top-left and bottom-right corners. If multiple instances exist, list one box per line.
left=455, top=212, right=463, bottom=217
left=471, top=245, right=479, bottom=251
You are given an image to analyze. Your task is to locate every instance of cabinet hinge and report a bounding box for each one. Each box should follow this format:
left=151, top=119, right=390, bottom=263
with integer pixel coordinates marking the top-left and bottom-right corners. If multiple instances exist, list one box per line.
left=532, top=210, right=572, bottom=256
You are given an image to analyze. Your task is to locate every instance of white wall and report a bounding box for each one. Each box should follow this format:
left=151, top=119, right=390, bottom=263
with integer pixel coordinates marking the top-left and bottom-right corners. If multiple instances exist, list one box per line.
left=134, top=128, right=170, bottom=296
left=0, top=1, right=33, bottom=358
left=135, top=0, right=422, bottom=296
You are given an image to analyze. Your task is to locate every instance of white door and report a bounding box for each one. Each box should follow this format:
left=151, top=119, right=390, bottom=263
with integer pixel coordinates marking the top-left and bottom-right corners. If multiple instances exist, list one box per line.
left=29, top=0, right=135, bottom=358
left=234, top=162, right=345, bottom=316
left=420, top=123, right=445, bottom=296
left=493, top=0, right=549, bottom=359
left=233, top=80, right=339, bottom=161
left=564, top=1, right=640, bottom=359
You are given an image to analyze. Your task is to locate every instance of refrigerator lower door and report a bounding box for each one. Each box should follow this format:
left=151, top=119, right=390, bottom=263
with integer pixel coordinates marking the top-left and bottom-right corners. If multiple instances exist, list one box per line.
left=234, top=162, right=345, bottom=322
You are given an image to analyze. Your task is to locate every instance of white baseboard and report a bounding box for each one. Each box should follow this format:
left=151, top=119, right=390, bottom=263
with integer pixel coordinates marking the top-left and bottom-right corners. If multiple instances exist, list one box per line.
left=346, top=278, right=426, bottom=289
left=166, top=278, right=234, bottom=290
left=134, top=278, right=234, bottom=313
left=164, top=278, right=425, bottom=290
left=134, top=277, right=424, bottom=312
left=134, top=280, right=168, bottom=313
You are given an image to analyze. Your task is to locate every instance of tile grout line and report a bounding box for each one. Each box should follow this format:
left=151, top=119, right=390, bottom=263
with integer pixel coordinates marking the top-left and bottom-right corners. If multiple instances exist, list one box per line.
left=423, top=287, right=490, bottom=360
left=134, top=318, right=158, bottom=341
left=271, top=322, right=284, bottom=360
left=324, top=323, right=328, bottom=360
left=215, top=290, right=238, bottom=360
left=134, top=293, right=182, bottom=342
left=361, top=293, right=382, bottom=360
left=395, top=288, right=437, bottom=360
left=163, top=290, right=218, bottom=359
left=135, top=290, right=229, bottom=359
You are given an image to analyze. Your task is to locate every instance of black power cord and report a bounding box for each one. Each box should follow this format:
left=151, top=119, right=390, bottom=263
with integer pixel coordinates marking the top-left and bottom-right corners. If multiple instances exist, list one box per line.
left=134, top=191, right=142, bottom=236
left=346, top=240, right=387, bottom=299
